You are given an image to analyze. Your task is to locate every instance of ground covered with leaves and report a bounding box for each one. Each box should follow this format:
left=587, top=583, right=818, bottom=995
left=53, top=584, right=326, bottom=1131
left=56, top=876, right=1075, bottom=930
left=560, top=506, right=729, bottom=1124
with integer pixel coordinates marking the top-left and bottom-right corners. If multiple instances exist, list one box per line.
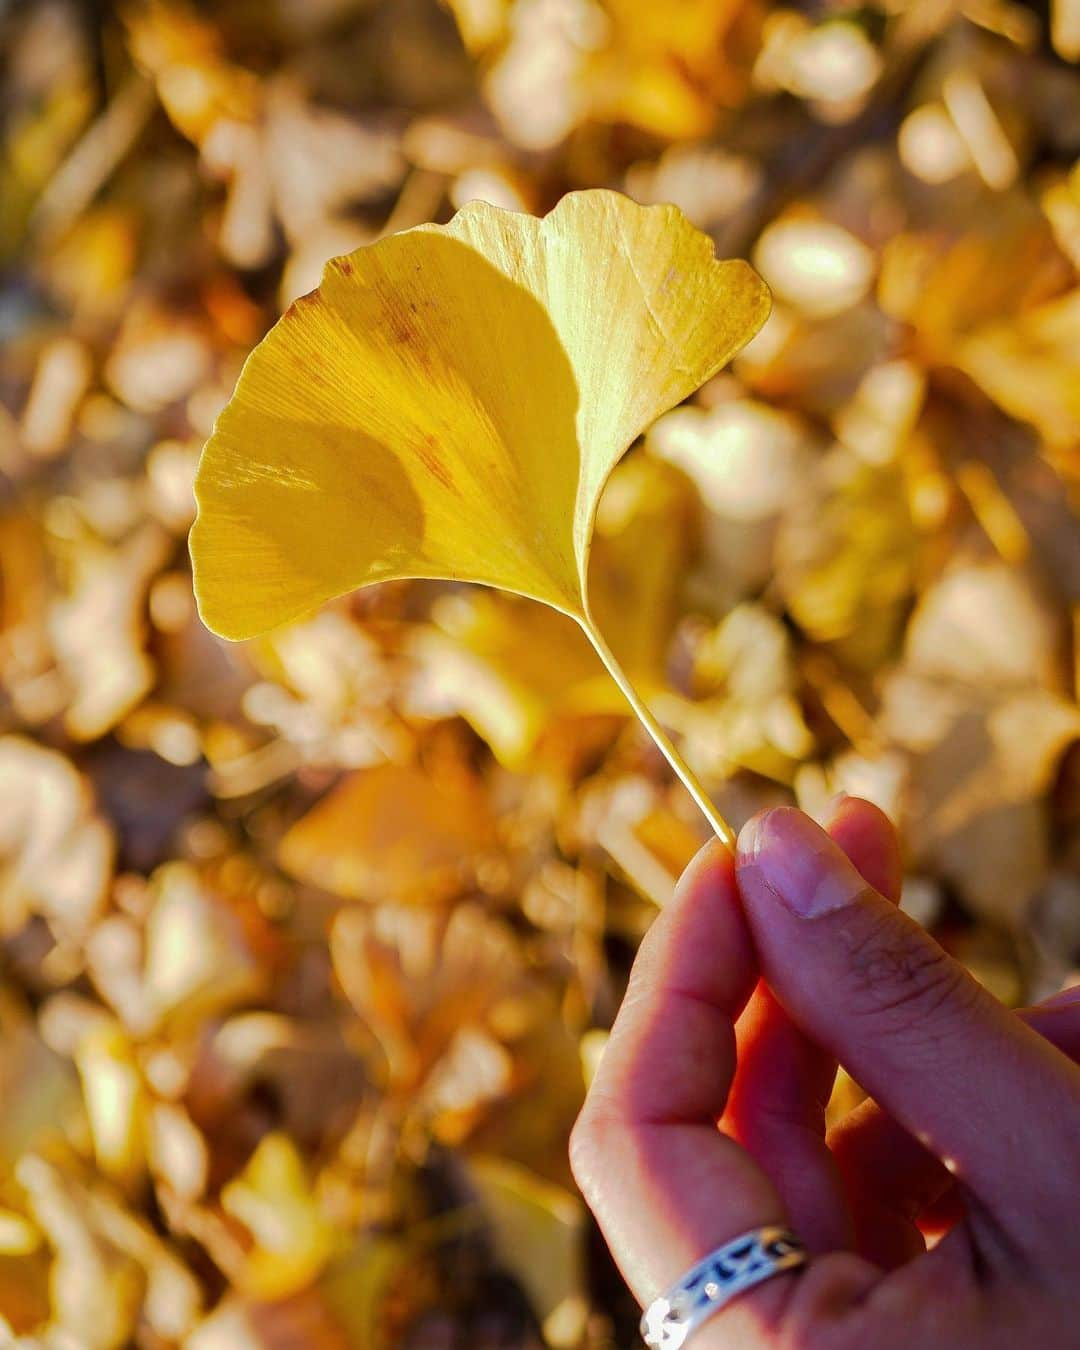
left=1, top=1, right=1078, bottom=1346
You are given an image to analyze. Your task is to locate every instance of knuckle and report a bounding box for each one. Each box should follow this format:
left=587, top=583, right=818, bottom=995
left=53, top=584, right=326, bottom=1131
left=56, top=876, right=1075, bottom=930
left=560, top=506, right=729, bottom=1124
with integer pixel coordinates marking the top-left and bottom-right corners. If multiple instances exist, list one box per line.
left=840, top=908, right=971, bottom=1039
left=568, top=1096, right=619, bottom=1201
left=776, top=1253, right=881, bottom=1350
left=566, top=1112, right=594, bottom=1188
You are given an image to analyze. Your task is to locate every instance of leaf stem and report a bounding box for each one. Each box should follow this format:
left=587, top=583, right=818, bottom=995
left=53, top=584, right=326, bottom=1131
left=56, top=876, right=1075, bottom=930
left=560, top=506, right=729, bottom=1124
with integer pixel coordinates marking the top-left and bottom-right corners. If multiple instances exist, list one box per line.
left=578, top=612, right=736, bottom=851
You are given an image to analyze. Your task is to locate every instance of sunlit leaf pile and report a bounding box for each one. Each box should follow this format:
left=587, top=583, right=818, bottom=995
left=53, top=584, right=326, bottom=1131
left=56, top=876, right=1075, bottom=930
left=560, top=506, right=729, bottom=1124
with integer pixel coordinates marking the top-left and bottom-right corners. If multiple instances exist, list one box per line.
left=1, top=1, right=1079, bottom=1345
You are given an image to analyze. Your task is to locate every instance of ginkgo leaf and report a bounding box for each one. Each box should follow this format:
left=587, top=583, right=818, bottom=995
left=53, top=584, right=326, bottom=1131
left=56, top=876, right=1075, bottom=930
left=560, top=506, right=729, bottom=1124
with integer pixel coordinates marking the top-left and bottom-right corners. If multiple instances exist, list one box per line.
left=191, top=190, right=770, bottom=843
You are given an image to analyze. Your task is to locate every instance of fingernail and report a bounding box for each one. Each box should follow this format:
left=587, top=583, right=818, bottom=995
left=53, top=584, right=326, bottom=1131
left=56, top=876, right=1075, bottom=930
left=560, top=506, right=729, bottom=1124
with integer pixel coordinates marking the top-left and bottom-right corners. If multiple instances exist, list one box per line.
left=737, top=807, right=866, bottom=918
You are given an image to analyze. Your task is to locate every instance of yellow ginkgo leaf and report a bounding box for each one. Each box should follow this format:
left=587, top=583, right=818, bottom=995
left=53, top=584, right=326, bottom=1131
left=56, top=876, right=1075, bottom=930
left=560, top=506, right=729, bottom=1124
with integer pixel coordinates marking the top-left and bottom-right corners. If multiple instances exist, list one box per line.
left=191, top=190, right=770, bottom=844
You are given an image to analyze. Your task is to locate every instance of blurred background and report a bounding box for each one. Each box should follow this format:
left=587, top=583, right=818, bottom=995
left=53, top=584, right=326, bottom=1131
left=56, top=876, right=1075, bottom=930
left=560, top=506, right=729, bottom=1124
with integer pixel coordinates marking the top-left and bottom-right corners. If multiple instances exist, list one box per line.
left=0, top=0, right=1078, bottom=1345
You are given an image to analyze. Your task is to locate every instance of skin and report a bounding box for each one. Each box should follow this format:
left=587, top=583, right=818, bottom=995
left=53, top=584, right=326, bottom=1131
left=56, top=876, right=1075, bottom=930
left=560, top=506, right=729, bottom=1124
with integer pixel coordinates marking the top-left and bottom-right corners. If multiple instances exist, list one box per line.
left=570, top=798, right=1080, bottom=1349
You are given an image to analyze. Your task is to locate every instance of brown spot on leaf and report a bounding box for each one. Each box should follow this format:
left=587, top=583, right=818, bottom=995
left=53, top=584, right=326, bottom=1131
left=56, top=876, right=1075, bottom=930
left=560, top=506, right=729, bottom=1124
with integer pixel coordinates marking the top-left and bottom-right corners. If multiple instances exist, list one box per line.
left=338, top=258, right=354, bottom=276
left=415, top=435, right=457, bottom=493
left=389, top=312, right=417, bottom=346
left=282, top=288, right=321, bottom=321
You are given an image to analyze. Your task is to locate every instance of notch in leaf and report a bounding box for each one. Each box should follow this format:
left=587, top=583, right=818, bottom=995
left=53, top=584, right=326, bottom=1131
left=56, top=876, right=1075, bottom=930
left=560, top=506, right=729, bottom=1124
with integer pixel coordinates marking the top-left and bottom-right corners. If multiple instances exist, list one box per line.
left=190, top=190, right=771, bottom=847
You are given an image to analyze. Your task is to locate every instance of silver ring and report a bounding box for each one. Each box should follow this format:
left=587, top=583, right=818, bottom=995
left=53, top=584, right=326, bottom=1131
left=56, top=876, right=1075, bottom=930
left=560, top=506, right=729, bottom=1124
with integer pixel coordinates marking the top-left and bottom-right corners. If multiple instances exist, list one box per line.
left=640, top=1225, right=808, bottom=1348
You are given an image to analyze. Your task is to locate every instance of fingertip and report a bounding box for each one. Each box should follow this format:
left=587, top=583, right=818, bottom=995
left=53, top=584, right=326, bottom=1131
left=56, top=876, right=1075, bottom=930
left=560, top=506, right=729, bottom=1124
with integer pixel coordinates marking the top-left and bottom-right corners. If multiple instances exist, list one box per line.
left=735, top=807, right=866, bottom=919
left=736, top=797, right=901, bottom=907
left=1034, top=984, right=1080, bottom=1011
left=635, top=830, right=755, bottom=1022
left=821, top=794, right=895, bottom=844
left=680, top=834, right=737, bottom=895
left=822, top=796, right=903, bottom=904
left=737, top=805, right=836, bottom=866
left=736, top=805, right=786, bottom=863
left=1018, top=995, right=1080, bottom=1062
left=667, top=833, right=748, bottom=975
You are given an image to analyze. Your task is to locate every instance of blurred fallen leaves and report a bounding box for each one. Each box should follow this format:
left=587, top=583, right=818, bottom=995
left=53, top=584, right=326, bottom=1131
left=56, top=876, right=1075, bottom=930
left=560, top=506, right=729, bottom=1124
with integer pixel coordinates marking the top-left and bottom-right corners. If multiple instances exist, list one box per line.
left=0, top=737, right=114, bottom=940
left=280, top=762, right=499, bottom=904
left=1, top=0, right=1078, bottom=1344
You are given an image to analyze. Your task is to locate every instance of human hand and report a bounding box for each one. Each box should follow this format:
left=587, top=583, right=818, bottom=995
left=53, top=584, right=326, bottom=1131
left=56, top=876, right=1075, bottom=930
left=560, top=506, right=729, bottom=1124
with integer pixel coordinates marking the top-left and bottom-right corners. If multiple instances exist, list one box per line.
left=570, top=799, right=1080, bottom=1349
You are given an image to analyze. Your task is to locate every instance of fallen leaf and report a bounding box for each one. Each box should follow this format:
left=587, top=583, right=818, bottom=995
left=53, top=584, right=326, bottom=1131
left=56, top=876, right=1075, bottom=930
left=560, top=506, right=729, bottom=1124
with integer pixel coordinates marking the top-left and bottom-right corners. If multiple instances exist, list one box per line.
left=0, top=737, right=114, bottom=939
left=647, top=397, right=814, bottom=608
left=16, top=1154, right=145, bottom=1350
left=880, top=563, right=1080, bottom=924
left=466, top=1155, right=586, bottom=1347
left=49, top=521, right=171, bottom=740
left=279, top=761, right=498, bottom=904
left=774, top=446, right=917, bottom=669
left=74, top=1022, right=148, bottom=1188
left=143, top=862, right=272, bottom=1030
left=406, top=592, right=609, bottom=768
left=219, top=1132, right=337, bottom=1299
left=956, top=288, right=1080, bottom=451
left=331, top=900, right=527, bottom=1112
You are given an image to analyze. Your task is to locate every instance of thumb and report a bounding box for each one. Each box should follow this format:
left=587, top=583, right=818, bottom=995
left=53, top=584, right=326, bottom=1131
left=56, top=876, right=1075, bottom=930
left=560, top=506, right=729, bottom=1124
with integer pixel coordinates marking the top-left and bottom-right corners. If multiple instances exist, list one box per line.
left=734, top=805, right=1080, bottom=1252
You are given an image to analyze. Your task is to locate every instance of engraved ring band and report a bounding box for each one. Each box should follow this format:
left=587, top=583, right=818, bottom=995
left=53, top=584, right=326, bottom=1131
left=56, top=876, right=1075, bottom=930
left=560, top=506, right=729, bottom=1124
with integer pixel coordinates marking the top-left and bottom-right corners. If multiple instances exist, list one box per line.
left=640, top=1225, right=809, bottom=1349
